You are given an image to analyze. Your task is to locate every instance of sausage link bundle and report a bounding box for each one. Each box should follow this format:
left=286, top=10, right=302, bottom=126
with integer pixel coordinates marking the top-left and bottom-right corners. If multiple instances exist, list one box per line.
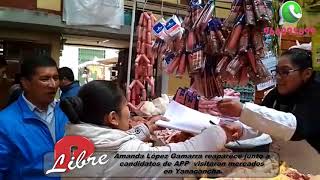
left=223, top=0, right=243, bottom=30
left=128, top=12, right=157, bottom=110
left=216, top=0, right=272, bottom=86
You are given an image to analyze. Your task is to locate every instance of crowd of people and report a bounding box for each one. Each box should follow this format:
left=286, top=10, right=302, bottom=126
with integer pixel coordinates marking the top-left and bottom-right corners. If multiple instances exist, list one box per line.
left=0, top=45, right=319, bottom=179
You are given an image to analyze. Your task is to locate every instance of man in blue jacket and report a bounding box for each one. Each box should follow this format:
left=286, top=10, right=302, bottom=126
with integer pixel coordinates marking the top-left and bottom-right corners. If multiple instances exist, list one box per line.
left=0, top=56, right=68, bottom=179
left=58, top=67, right=80, bottom=100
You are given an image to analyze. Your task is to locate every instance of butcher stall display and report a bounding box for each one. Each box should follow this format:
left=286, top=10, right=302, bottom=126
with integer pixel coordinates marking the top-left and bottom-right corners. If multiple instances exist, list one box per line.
left=151, top=0, right=272, bottom=99
left=125, top=0, right=319, bottom=178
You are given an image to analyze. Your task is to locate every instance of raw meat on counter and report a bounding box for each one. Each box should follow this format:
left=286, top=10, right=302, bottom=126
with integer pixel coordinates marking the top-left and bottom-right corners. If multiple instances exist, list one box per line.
left=129, top=94, right=170, bottom=117
left=129, top=115, right=193, bottom=144
left=153, top=129, right=193, bottom=144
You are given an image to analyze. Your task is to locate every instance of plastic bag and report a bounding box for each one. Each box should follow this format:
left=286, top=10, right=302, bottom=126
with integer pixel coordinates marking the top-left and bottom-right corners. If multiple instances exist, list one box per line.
left=63, top=0, right=124, bottom=29
left=165, top=15, right=183, bottom=38
left=153, top=18, right=169, bottom=40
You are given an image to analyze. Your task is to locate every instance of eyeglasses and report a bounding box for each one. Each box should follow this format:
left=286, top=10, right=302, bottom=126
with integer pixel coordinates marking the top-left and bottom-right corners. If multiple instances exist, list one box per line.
left=275, top=68, right=300, bottom=77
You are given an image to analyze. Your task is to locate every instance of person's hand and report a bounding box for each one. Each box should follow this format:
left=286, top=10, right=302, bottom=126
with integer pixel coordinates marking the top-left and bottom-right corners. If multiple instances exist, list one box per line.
left=217, top=99, right=243, bottom=117
left=219, top=120, right=243, bottom=142
left=145, top=115, right=168, bottom=134
left=131, top=116, right=148, bottom=123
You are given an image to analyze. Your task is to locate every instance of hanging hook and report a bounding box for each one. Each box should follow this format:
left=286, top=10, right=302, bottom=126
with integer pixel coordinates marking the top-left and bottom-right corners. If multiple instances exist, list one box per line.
left=176, top=0, right=179, bottom=15
left=161, top=0, right=164, bottom=18
left=142, top=0, right=149, bottom=12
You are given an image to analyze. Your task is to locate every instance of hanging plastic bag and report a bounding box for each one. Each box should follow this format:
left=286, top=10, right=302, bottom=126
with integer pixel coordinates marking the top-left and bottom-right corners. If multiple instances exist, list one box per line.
left=63, top=0, right=124, bottom=29
left=165, top=15, right=183, bottom=38
left=152, top=18, right=169, bottom=40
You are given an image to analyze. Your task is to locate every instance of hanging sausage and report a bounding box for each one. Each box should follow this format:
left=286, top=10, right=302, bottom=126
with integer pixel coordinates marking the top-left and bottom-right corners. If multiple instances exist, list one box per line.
left=128, top=12, right=157, bottom=110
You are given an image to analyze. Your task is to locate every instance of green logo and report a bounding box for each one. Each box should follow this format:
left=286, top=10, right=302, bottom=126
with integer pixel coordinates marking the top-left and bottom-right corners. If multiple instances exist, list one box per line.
left=279, top=1, right=302, bottom=25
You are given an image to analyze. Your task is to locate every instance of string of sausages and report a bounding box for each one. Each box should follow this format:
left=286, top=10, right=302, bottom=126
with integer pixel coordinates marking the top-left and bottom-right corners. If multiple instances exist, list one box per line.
left=128, top=12, right=157, bottom=111
left=217, top=0, right=273, bottom=86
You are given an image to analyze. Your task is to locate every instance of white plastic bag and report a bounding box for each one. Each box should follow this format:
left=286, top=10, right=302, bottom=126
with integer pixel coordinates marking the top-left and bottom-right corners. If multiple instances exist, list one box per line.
left=63, top=0, right=124, bottom=29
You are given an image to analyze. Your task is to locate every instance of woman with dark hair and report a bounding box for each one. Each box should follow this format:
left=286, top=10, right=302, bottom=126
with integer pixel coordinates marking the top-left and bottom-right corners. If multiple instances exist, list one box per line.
left=60, top=80, right=239, bottom=178
left=217, top=48, right=320, bottom=173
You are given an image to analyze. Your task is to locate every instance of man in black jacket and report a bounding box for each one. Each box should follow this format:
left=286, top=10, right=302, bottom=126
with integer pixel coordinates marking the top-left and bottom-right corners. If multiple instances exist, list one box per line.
left=58, top=67, right=80, bottom=100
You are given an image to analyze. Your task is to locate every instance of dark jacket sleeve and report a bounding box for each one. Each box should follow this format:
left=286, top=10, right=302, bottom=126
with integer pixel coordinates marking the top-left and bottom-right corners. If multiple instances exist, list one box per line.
left=261, top=89, right=277, bottom=108
left=261, top=87, right=319, bottom=140
left=289, top=87, right=320, bottom=152
left=290, top=99, right=320, bottom=139
left=7, top=89, right=23, bottom=106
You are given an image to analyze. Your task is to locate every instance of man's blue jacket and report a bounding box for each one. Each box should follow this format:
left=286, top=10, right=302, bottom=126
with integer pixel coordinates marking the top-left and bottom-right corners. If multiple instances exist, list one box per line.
left=0, top=95, right=68, bottom=179
left=60, top=81, right=80, bottom=100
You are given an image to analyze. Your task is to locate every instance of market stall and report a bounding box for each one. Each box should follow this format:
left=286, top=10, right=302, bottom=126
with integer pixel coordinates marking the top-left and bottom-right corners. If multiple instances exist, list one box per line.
left=125, top=0, right=319, bottom=178
left=127, top=0, right=274, bottom=127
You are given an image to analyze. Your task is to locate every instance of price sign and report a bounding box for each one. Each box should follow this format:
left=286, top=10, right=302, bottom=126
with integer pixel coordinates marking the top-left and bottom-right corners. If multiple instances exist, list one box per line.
left=257, top=55, right=277, bottom=91
left=257, top=79, right=276, bottom=91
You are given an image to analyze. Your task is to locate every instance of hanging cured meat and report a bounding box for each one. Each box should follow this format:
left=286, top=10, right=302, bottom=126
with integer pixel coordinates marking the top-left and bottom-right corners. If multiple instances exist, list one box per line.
left=153, top=0, right=272, bottom=99
left=128, top=12, right=157, bottom=110
left=217, top=0, right=272, bottom=86
left=152, top=0, right=226, bottom=99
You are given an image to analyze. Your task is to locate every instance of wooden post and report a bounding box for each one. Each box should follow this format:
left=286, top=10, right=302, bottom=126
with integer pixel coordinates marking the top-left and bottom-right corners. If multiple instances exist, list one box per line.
left=126, top=0, right=137, bottom=98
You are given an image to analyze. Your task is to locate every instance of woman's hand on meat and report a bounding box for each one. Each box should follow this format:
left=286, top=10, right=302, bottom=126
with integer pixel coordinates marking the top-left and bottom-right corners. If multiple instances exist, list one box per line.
left=145, top=115, right=168, bottom=134
left=219, top=121, right=243, bottom=142
left=217, top=99, right=244, bottom=117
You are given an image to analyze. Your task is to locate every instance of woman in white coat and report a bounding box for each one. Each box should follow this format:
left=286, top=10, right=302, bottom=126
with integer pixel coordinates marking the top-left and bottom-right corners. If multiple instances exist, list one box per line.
left=217, top=48, right=320, bottom=174
left=59, top=80, right=238, bottom=179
